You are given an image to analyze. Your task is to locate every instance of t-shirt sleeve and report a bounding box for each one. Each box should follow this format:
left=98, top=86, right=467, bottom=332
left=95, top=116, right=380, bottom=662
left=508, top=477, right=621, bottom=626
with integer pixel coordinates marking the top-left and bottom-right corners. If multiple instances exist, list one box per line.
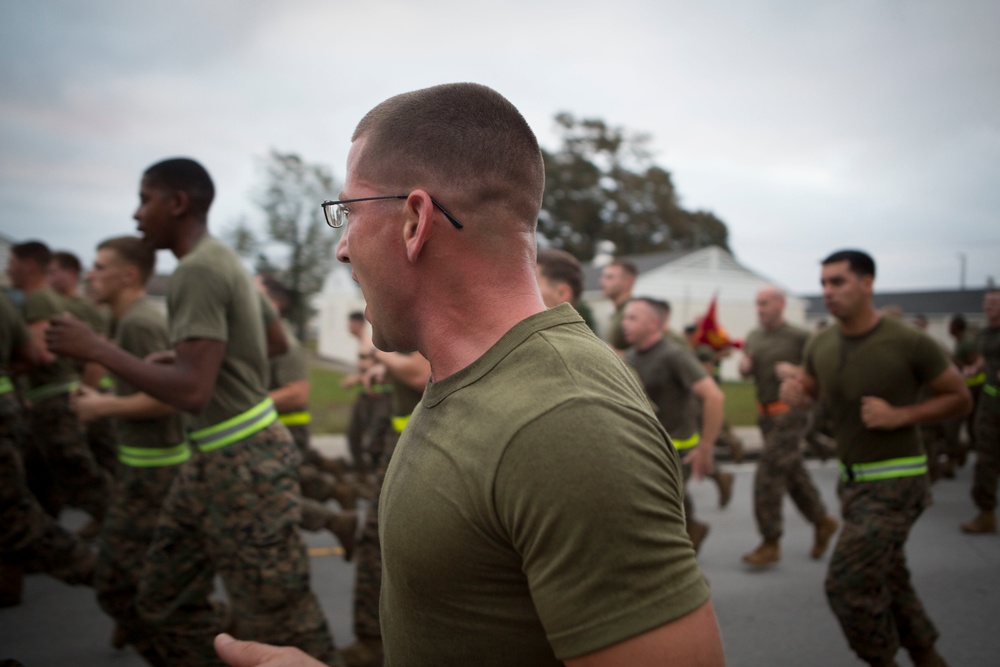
left=912, top=331, right=951, bottom=384
left=495, top=398, right=710, bottom=660
left=118, top=316, right=170, bottom=360
left=168, top=264, right=230, bottom=344
left=23, top=291, right=62, bottom=323
left=676, top=346, right=709, bottom=388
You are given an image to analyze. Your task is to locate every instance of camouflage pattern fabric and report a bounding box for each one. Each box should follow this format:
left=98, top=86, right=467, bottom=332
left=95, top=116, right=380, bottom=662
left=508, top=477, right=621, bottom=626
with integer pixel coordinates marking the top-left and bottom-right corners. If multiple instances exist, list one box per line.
left=26, top=393, right=110, bottom=521
left=971, top=396, right=1000, bottom=511
left=135, top=422, right=336, bottom=665
left=0, top=394, right=94, bottom=585
left=754, top=412, right=827, bottom=540
left=86, top=415, right=120, bottom=476
left=346, top=391, right=393, bottom=476
left=96, top=462, right=180, bottom=666
left=825, top=475, right=938, bottom=664
left=354, top=427, right=399, bottom=638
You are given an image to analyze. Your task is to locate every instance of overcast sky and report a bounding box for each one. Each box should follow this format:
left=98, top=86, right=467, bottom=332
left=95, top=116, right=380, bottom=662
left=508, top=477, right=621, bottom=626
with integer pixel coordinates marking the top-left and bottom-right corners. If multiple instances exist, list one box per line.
left=2, top=0, right=997, bottom=297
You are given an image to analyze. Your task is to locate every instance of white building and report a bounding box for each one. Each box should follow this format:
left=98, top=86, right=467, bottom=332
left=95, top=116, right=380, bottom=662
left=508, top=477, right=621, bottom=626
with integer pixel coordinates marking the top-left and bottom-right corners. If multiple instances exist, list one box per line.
left=583, top=246, right=806, bottom=381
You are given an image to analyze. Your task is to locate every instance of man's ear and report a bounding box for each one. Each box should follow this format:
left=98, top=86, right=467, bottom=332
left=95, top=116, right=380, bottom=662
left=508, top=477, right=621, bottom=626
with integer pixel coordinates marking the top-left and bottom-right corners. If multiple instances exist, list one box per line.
left=169, top=189, right=190, bottom=218
left=555, top=282, right=573, bottom=306
left=403, top=191, right=435, bottom=263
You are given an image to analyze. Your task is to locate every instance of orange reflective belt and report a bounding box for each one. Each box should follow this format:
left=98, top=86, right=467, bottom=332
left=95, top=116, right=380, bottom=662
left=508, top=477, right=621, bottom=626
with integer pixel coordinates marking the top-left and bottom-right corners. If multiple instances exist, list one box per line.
left=757, top=400, right=791, bottom=417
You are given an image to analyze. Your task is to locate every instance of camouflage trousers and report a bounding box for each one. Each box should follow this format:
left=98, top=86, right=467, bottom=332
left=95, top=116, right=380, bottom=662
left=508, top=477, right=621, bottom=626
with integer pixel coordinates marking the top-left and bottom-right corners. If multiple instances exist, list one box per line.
left=971, top=397, right=1000, bottom=511
left=96, top=461, right=181, bottom=666
left=135, top=421, right=335, bottom=666
left=826, top=474, right=937, bottom=664
left=346, top=392, right=393, bottom=476
left=25, top=393, right=110, bottom=521
left=354, top=426, right=399, bottom=638
left=0, top=394, right=93, bottom=584
left=754, top=412, right=827, bottom=541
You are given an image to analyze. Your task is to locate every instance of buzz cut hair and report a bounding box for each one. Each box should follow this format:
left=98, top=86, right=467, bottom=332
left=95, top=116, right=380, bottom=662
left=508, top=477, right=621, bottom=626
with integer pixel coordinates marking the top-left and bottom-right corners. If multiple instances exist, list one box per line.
left=609, top=257, right=638, bottom=278
left=11, top=241, right=52, bottom=268
left=536, top=248, right=583, bottom=303
left=822, top=249, right=876, bottom=278
left=51, top=251, right=83, bottom=275
left=631, top=296, right=671, bottom=325
left=143, top=157, right=215, bottom=217
left=352, top=83, right=545, bottom=225
left=97, top=236, right=157, bottom=285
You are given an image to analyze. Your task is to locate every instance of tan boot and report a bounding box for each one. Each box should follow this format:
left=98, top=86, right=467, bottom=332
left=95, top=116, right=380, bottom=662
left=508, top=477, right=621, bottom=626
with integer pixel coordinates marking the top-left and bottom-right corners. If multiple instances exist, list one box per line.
left=687, top=520, right=710, bottom=554
left=811, top=515, right=840, bottom=559
left=327, top=511, right=358, bottom=562
left=715, top=471, right=734, bottom=509
left=960, top=510, right=997, bottom=534
left=742, top=540, right=780, bottom=567
left=0, top=562, right=25, bottom=608
left=332, top=480, right=358, bottom=511
left=338, top=635, right=384, bottom=667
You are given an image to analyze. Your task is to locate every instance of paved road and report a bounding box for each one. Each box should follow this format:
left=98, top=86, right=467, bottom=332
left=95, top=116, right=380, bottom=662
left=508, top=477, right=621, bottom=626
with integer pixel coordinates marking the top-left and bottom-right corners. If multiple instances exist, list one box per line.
left=2, top=447, right=998, bottom=666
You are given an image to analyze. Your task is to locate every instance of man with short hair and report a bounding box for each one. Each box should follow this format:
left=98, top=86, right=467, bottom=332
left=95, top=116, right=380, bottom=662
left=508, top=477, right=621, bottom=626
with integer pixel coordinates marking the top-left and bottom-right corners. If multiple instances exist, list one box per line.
left=6, top=241, right=110, bottom=522
left=216, top=83, right=722, bottom=667
left=960, top=288, right=1000, bottom=534
left=781, top=249, right=971, bottom=667
left=535, top=247, right=596, bottom=331
left=68, top=235, right=189, bottom=662
left=623, top=296, right=723, bottom=553
left=739, top=285, right=838, bottom=567
left=47, top=158, right=336, bottom=664
left=599, top=258, right=637, bottom=352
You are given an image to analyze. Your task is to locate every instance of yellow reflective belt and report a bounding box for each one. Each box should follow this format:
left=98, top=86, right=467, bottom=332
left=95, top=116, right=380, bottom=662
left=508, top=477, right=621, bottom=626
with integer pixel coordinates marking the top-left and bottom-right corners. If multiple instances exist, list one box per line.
left=984, top=384, right=999, bottom=398
left=372, top=383, right=394, bottom=395
left=279, top=411, right=312, bottom=426
left=99, top=376, right=115, bottom=390
left=392, top=415, right=410, bottom=433
left=189, top=398, right=278, bottom=453
left=0, top=376, right=13, bottom=395
left=117, top=442, right=191, bottom=468
left=672, top=433, right=701, bottom=451
left=839, top=455, right=928, bottom=482
left=25, top=380, right=81, bottom=403
left=965, top=372, right=985, bottom=387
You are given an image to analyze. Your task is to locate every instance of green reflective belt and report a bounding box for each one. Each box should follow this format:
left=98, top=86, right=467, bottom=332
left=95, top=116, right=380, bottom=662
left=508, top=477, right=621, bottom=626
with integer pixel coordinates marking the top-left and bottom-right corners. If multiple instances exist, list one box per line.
left=966, top=372, right=986, bottom=387
left=672, top=433, right=700, bottom=451
left=392, top=415, right=410, bottom=434
left=839, top=455, right=928, bottom=482
left=25, top=380, right=81, bottom=403
left=279, top=411, right=311, bottom=426
left=189, top=398, right=278, bottom=453
left=984, top=384, right=999, bottom=398
left=0, top=376, right=13, bottom=395
left=99, top=376, right=115, bottom=390
left=117, top=442, right=191, bottom=468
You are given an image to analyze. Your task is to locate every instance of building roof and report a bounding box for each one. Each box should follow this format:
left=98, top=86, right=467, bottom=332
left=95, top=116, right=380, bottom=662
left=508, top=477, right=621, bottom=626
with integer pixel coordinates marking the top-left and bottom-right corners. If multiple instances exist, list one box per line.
left=803, top=288, right=988, bottom=318
left=582, top=248, right=710, bottom=292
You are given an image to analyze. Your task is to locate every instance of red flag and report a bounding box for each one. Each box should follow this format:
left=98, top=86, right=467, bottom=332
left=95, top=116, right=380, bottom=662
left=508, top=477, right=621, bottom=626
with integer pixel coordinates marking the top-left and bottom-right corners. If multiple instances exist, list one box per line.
left=694, top=294, right=743, bottom=350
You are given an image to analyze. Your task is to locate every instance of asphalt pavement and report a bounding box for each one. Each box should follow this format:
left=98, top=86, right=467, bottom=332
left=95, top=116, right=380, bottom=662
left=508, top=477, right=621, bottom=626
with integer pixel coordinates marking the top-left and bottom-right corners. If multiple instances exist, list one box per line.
left=2, top=435, right=999, bottom=666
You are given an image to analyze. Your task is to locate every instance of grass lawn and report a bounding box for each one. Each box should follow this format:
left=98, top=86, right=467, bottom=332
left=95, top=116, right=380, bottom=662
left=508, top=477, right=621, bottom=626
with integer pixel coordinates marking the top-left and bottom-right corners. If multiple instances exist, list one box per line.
left=308, top=365, right=355, bottom=434
left=722, top=381, right=757, bottom=427
left=310, top=358, right=760, bottom=434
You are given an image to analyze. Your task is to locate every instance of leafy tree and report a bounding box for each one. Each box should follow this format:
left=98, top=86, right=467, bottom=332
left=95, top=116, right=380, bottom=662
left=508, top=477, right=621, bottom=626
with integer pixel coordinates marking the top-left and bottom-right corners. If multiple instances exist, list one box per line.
left=540, top=113, right=729, bottom=261
left=229, top=150, right=340, bottom=339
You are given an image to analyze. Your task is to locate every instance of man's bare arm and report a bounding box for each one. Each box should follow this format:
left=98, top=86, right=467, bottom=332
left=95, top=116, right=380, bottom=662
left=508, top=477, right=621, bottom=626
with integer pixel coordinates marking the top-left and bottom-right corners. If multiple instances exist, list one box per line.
left=46, top=314, right=224, bottom=414
left=269, top=380, right=310, bottom=413
left=72, top=385, right=176, bottom=423
left=565, top=600, right=725, bottom=667
left=861, top=366, right=973, bottom=430
left=375, top=350, right=431, bottom=391
left=686, top=376, right=724, bottom=479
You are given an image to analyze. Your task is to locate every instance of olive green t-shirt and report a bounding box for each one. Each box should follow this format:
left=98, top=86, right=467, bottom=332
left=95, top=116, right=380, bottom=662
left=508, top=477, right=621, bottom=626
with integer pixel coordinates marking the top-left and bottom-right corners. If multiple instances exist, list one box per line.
left=954, top=328, right=980, bottom=366
left=168, top=235, right=268, bottom=429
left=21, top=287, right=78, bottom=389
left=268, top=319, right=308, bottom=390
left=63, top=294, right=110, bottom=336
left=625, top=336, right=707, bottom=441
left=0, top=291, right=29, bottom=376
left=744, top=322, right=811, bottom=405
left=113, top=297, right=185, bottom=447
left=380, top=304, right=708, bottom=665
left=804, top=315, right=950, bottom=465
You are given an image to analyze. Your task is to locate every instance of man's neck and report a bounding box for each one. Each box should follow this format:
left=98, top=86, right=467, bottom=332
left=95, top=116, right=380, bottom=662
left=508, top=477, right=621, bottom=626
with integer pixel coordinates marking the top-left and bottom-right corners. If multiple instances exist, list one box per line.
left=20, top=275, right=48, bottom=294
left=763, top=317, right=785, bottom=332
left=171, top=223, right=209, bottom=259
left=636, top=330, right=664, bottom=352
left=111, top=288, right=145, bottom=319
left=613, top=291, right=632, bottom=308
left=837, top=304, right=880, bottom=336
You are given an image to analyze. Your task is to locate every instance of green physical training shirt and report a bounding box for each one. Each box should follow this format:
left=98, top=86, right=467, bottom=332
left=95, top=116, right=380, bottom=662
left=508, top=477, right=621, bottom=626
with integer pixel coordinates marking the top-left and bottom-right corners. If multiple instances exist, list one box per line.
left=744, top=322, right=811, bottom=405
left=804, top=316, right=950, bottom=465
left=625, top=336, right=707, bottom=441
left=0, top=292, right=29, bottom=376
left=167, top=235, right=268, bottom=429
left=380, top=304, right=708, bottom=665
left=21, top=288, right=78, bottom=389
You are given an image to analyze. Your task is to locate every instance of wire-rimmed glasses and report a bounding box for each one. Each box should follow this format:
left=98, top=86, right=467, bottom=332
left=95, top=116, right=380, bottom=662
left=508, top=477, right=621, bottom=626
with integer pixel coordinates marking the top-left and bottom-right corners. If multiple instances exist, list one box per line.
left=321, top=195, right=464, bottom=230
